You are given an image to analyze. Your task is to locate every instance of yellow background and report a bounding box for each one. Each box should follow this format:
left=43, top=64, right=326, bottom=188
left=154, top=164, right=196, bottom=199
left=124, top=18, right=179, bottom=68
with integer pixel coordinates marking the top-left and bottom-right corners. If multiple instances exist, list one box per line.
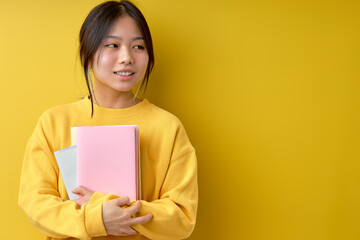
left=1, top=0, right=359, bottom=239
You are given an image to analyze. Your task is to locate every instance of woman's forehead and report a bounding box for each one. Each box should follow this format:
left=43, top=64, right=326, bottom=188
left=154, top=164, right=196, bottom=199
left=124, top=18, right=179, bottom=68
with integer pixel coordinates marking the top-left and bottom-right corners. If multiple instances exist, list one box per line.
left=107, top=15, right=143, bottom=37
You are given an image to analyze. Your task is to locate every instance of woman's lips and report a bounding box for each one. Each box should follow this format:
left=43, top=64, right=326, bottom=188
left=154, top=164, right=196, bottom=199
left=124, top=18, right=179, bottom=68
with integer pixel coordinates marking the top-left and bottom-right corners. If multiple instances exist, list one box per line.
left=114, top=71, right=134, bottom=80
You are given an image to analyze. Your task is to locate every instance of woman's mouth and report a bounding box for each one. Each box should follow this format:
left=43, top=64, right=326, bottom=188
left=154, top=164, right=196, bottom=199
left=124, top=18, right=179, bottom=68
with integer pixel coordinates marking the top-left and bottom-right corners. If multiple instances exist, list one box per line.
left=114, top=71, right=134, bottom=76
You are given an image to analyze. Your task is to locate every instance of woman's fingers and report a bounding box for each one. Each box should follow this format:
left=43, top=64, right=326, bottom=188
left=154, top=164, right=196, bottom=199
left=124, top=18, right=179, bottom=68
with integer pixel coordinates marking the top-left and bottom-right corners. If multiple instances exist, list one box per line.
left=71, top=186, right=83, bottom=195
left=112, top=196, right=131, bottom=207
left=128, top=213, right=153, bottom=226
left=71, top=186, right=94, bottom=207
left=102, top=198, right=152, bottom=237
left=72, top=186, right=90, bottom=195
left=73, top=197, right=86, bottom=207
left=127, top=201, right=141, bottom=215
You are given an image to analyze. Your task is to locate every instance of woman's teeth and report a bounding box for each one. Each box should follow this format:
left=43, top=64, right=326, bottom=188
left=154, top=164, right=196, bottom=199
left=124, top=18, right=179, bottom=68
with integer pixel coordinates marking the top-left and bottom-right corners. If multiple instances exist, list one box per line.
left=115, top=72, right=133, bottom=76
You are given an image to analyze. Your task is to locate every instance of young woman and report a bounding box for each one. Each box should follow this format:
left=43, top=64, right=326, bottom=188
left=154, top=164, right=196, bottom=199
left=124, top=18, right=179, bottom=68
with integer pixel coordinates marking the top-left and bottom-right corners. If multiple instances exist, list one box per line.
left=18, top=1, right=198, bottom=239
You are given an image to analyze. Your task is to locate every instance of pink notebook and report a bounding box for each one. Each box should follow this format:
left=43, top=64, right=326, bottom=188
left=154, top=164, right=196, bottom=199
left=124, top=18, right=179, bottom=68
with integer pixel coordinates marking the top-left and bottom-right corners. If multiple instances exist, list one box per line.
left=76, top=125, right=140, bottom=201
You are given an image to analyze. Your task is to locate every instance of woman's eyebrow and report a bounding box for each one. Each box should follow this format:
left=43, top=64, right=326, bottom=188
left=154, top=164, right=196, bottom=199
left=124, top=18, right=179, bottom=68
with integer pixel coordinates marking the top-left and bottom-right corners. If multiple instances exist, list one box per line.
left=104, top=35, right=144, bottom=41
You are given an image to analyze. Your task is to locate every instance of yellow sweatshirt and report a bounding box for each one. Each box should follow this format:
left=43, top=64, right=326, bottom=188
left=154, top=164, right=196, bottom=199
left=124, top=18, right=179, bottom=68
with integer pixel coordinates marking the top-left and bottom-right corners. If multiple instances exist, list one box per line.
left=18, top=97, right=198, bottom=240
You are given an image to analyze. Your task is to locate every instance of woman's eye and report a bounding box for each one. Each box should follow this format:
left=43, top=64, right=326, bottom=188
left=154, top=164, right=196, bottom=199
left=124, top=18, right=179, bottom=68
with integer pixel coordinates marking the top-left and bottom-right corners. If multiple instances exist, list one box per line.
left=107, top=44, right=118, bottom=48
left=134, top=45, right=145, bottom=50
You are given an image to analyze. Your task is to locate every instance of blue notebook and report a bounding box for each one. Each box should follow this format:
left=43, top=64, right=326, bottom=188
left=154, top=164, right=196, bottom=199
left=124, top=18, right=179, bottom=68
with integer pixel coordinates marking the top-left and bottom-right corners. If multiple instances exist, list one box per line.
left=54, top=145, right=77, bottom=200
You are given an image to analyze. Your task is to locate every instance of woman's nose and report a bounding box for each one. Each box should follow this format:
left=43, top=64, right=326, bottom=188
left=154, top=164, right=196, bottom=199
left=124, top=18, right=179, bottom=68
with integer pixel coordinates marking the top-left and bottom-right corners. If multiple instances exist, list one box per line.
left=118, top=47, right=134, bottom=65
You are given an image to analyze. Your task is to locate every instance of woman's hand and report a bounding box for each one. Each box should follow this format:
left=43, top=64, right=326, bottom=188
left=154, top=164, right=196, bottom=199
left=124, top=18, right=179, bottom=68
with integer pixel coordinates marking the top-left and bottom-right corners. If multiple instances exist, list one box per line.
left=71, top=186, right=94, bottom=207
left=102, top=197, right=152, bottom=236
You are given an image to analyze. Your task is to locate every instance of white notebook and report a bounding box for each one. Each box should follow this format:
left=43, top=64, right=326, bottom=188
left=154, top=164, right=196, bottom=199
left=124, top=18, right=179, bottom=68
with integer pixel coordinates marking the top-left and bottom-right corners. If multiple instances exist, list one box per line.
left=54, top=145, right=77, bottom=200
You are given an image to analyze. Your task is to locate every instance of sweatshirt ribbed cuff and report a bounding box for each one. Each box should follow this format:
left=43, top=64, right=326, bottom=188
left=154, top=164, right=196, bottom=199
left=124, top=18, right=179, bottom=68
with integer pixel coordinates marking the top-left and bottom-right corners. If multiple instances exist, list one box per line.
left=85, top=203, right=107, bottom=237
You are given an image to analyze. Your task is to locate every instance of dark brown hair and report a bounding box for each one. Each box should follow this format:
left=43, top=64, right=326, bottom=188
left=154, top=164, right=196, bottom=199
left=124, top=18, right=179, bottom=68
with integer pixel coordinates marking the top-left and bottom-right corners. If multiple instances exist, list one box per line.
left=79, top=0, right=154, bottom=116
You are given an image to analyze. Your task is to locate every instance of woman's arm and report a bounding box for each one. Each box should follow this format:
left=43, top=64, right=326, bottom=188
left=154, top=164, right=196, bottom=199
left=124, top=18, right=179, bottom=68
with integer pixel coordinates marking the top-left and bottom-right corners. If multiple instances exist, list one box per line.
left=19, top=140, right=152, bottom=238
left=18, top=140, right=106, bottom=239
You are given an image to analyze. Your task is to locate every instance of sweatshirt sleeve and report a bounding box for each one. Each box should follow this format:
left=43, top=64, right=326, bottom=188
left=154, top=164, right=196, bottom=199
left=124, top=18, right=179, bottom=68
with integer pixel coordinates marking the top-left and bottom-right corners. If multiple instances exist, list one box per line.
left=133, top=149, right=198, bottom=240
left=18, top=130, right=107, bottom=239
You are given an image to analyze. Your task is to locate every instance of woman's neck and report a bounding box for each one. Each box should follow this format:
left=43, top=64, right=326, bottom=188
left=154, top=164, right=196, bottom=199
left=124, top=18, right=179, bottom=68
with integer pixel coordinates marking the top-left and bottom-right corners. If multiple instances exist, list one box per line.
left=92, top=90, right=140, bottom=109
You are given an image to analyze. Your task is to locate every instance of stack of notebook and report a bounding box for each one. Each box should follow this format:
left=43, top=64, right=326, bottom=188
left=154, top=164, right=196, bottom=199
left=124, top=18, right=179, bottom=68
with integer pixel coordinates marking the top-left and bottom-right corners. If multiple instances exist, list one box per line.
left=54, top=125, right=141, bottom=201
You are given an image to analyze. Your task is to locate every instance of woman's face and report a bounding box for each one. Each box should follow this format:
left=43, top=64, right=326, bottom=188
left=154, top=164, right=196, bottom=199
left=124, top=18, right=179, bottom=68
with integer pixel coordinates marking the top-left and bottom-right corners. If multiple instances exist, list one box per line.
left=91, top=15, right=149, bottom=96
